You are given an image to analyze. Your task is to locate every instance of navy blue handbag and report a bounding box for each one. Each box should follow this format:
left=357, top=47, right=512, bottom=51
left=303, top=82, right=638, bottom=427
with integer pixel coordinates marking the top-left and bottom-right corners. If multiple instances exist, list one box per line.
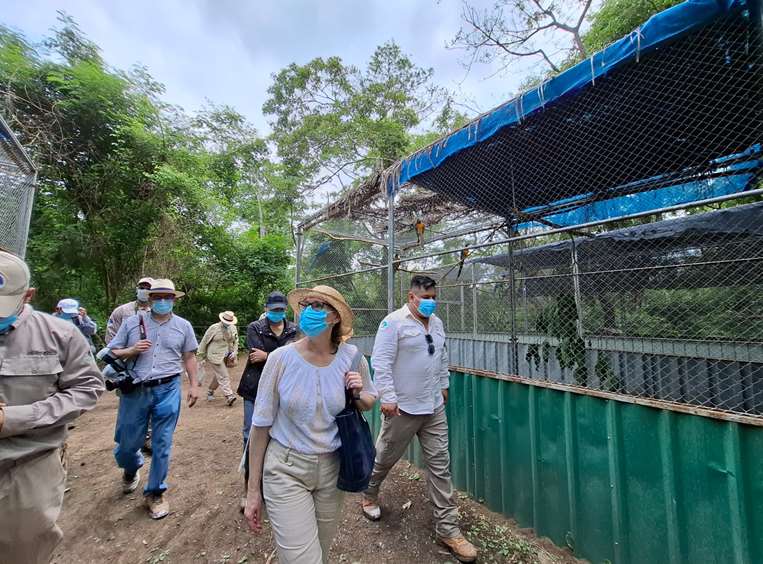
left=335, top=351, right=376, bottom=492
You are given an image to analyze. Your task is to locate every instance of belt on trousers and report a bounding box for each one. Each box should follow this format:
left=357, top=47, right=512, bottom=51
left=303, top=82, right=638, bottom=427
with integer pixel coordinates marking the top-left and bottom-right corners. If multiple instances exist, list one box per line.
left=139, top=374, right=180, bottom=388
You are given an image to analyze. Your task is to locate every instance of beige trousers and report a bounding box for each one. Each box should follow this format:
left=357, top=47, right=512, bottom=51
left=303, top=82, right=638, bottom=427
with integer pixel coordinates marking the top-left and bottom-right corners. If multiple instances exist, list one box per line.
left=263, top=440, right=344, bottom=564
left=202, top=360, right=234, bottom=397
left=0, top=449, right=66, bottom=564
left=365, top=405, right=461, bottom=538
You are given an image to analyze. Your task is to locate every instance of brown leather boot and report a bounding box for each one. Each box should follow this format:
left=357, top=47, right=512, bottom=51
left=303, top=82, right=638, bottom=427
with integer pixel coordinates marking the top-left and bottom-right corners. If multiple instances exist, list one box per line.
left=439, top=535, right=478, bottom=563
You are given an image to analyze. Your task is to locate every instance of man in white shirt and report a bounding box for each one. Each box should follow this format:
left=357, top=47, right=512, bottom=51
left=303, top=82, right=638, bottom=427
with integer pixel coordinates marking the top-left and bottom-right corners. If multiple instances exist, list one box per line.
left=361, top=275, right=477, bottom=563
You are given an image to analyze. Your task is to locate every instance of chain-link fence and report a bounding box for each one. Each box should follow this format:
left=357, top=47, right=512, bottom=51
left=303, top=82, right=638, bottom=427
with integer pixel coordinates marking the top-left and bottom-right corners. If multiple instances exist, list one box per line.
left=297, top=2, right=763, bottom=419
left=0, top=115, right=37, bottom=258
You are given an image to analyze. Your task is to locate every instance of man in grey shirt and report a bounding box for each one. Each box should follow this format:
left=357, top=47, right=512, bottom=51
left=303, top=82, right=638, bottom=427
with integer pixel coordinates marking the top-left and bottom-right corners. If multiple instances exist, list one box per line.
left=107, top=276, right=154, bottom=454
left=108, top=278, right=201, bottom=519
left=0, top=250, right=104, bottom=564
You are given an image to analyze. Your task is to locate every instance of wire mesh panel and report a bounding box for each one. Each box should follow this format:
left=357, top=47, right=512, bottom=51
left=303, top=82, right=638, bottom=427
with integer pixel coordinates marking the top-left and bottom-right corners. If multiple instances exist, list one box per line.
left=297, top=2, right=763, bottom=419
left=298, top=218, right=389, bottom=336
left=0, top=116, right=36, bottom=258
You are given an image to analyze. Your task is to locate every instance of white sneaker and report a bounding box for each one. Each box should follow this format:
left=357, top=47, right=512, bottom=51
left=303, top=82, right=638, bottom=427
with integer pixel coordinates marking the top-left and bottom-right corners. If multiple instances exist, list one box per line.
left=122, top=470, right=140, bottom=494
left=206, top=392, right=215, bottom=401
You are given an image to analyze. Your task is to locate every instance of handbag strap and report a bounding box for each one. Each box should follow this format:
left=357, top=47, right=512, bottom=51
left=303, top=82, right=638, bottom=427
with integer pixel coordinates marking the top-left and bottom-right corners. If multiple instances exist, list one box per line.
left=345, top=347, right=364, bottom=409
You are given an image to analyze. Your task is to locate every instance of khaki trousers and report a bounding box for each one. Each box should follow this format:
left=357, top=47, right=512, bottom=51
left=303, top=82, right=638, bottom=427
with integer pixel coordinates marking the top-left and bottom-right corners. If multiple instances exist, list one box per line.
left=202, top=360, right=234, bottom=397
left=263, top=440, right=344, bottom=564
left=365, top=405, right=460, bottom=538
left=0, top=449, right=66, bottom=564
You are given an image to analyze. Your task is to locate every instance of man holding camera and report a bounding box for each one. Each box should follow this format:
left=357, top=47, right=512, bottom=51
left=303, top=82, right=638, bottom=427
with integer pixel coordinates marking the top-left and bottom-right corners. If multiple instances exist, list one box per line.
left=0, top=250, right=104, bottom=564
left=108, top=278, right=201, bottom=520
left=107, top=276, right=155, bottom=454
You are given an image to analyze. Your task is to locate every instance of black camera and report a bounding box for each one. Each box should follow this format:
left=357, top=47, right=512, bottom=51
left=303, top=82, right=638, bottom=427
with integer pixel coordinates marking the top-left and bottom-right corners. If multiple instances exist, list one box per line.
left=96, top=347, right=137, bottom=393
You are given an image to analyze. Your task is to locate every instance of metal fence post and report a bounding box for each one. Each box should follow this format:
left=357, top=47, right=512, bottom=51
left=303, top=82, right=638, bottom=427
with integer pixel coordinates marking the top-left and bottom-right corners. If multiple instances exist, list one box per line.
left=471, top=263, right=478, bottom=336
left=460, top=284, right=465, bottom=332
left=507, top=235, right=519, bottom=373
left=570, top=236, right=585, bottom=339
left=387, top=190, right=396, bottom=314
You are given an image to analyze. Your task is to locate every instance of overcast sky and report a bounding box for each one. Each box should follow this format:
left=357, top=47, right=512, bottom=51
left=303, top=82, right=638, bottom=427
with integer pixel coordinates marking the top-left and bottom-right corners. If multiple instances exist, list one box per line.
left=3, top=0, right=541, bottom=134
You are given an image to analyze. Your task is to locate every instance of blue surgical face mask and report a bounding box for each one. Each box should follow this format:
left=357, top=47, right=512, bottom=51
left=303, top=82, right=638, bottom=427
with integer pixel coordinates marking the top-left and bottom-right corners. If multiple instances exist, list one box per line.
left=151, top=299, right=174, bottom=315
left=61, top=312, right=78, bottom=320
left=136, top=288, right=150, bottom=302
left=299, top=306, right=328, bottom=337
left=267, top=310, right=286, bottom=323
left=0, top=314, right=17, bottom=333
left=417, top=298, right=437, bottom=318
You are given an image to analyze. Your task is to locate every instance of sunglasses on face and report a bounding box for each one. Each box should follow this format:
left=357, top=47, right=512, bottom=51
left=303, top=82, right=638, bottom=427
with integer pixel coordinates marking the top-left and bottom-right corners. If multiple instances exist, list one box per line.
left=425, top=334, right=435, bottom=355
left=298, top=300, right=333, bottom=312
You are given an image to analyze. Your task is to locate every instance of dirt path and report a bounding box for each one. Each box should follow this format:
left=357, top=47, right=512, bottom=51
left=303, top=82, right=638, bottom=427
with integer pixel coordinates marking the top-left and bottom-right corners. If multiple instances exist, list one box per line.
left=53, top=367, right=580, bottom=564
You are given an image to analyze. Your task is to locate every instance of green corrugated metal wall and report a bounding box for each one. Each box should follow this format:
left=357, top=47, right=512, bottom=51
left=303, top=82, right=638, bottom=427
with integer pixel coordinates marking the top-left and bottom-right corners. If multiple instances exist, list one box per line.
left=367, top=370, right=763, bottom=564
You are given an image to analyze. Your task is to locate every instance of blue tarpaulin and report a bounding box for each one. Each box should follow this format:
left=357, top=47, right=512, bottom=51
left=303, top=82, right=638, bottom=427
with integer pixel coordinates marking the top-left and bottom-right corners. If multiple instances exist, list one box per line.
left=396, top=0, right=748, bottom=190
left=391, top=0, right=760, bottom=225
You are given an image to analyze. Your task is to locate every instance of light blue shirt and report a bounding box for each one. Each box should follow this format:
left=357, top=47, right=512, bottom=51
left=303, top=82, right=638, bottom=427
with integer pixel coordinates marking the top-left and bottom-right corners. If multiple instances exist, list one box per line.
left=108, top=312, right=198, bottom=382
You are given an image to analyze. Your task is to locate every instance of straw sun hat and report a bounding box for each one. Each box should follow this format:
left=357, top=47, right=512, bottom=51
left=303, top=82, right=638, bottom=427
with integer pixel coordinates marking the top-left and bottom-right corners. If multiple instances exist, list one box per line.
left=219, top=311, right=238, bottom=325
left=287, top=285, right=354, bottom=340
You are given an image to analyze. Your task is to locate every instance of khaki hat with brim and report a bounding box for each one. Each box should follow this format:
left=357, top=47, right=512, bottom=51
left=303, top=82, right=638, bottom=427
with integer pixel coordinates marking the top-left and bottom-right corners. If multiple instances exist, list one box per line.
left=287, top=285, right=354, bottom=340
left=148, top=278, right=185, bottom=298
left=0, top=250, right=30, bottom=317
left=219, top=311, right=238, bottom=325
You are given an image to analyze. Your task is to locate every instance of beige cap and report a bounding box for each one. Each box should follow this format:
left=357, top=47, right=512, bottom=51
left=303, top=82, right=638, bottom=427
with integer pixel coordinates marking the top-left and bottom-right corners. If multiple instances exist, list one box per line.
left=137, top=277, right=154, bottom=286
left=0, top=250, right=30, bottom=317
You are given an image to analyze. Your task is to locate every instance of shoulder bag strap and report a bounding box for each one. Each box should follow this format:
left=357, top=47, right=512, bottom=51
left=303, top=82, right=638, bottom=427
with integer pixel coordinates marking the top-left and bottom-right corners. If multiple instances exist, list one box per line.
left=345, top=347, right=364, bottom=408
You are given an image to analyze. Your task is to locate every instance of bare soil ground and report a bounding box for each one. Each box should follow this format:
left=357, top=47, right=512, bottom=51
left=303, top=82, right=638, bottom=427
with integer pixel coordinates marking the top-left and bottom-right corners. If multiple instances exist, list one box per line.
left=53, top=366, right=582, bottom=564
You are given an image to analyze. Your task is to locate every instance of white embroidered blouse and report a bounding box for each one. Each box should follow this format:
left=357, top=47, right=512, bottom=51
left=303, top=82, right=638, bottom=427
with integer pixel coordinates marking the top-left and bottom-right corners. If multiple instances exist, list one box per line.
left=251, top=342, right=377, bottom=454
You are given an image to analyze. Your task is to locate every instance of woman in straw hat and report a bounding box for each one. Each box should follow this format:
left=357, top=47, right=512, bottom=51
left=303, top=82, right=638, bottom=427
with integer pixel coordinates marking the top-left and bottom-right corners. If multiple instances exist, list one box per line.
left=244, top=285, right=378, bottom=563
left=197, top=311, right=239, bottom=406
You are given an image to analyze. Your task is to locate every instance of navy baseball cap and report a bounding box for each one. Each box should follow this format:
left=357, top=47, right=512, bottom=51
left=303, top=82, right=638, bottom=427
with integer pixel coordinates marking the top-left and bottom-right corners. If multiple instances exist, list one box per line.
left=266, top=291, right=287, bottom=309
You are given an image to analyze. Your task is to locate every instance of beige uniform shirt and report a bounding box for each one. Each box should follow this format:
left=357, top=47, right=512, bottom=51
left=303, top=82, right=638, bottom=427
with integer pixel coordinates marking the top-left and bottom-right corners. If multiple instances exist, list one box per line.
left=0, top=305, right=105, bottom=465
left=197, top=322, right=238, bottom=364
left=106, top=300, right=150, bottom=342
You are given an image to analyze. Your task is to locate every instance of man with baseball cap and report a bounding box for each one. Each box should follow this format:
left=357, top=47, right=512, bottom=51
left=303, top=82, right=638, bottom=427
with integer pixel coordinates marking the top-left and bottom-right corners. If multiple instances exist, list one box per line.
left=108, top=278, right=201, bottom=519
left=237, top=290, right=297, bottom=509
left=0, top=249, right=104, bottom=564
left=54, top=297, right=98, bottom=352
left=106, top=276, right=154, bottom=341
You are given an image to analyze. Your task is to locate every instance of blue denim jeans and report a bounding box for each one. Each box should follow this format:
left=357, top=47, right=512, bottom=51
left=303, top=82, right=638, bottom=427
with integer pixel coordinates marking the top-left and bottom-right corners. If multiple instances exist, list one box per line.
left=113, top=378, right=181, bottom=496
left=243, top=399, right=255, bottom=443
left=242, top=399, right=255, bottom=482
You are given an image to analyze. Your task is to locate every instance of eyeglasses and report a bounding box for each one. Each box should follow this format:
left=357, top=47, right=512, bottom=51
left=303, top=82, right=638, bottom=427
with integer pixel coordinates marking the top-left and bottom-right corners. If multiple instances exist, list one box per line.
left=298, top=300, right=331, bottom=312
left=425, top=334, right=435, bottom=355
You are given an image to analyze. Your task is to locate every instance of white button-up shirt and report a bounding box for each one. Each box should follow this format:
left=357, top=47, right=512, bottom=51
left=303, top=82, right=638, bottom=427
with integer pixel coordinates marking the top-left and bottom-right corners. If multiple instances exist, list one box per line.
left=371, top=305, right=449, bottom=415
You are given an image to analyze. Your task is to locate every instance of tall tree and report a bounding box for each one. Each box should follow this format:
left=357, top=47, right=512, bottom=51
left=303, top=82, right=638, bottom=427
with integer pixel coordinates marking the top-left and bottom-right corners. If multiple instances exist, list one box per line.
left=450, top=0, right=595, bottom=75
left=0, top=15, right=292, bottom=329
left=450, top=0, right=683, bottom=80
left=264, top=41, right=446, bottom=194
